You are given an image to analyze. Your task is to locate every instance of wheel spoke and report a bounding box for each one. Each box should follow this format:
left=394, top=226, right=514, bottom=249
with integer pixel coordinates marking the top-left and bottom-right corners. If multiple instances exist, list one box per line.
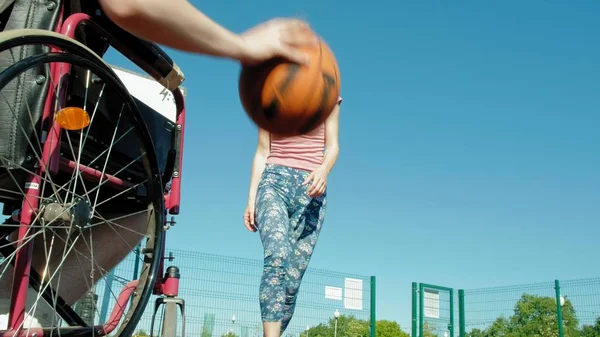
left=0, top=31, right=164, bottom=336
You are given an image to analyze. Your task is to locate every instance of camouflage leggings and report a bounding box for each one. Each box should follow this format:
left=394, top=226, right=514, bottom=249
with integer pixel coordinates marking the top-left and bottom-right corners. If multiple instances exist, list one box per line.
left=254, top=164, right=327, bottom=332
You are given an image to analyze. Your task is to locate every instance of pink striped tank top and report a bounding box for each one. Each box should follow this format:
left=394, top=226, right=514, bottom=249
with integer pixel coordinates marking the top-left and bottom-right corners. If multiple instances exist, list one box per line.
left=266, top=97, right=342, bottom=172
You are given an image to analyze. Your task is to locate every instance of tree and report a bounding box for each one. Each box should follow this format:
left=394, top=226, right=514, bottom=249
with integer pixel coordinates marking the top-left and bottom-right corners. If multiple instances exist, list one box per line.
left=201, top=327, right=213, bottom=337
left=302, top=323, right=332, bottom=337
left=509, top=294, right=579, bottom=337
left=221, top=332, right=239, bottom=337
left=302, top=314, right=407, bottom=337
left=326, top=314, right=360, bottom=337
left=465, top=328, right=486, bottom=337
left=304, top=315, right=363, bottom=337
left=376, top=320, right=408, bottom=337
left=466, top=316, right=510, bottom=337
left=464, top=293, right=582, bottom=337
left=580, top=317, right=600, bottom=337
left=486, top=316, right=509, bottom=336
left=346, top=319, right=369, bottom=337
left=422, top=322, right=437, bottom=337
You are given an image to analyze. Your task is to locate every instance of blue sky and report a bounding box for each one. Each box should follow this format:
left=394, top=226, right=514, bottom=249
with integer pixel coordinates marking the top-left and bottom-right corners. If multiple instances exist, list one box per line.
left=106, top=0, right=600, bottom=328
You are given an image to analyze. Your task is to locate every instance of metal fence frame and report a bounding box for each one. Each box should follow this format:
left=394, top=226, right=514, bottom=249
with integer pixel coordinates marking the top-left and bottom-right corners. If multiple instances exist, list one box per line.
left=81, top=249, right=377, bottom=337
left=412, top=278, right=600, bottom=337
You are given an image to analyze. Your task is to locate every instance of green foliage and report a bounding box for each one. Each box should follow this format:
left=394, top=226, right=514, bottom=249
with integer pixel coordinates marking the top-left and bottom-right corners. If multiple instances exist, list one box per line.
left=221, top=332, right=239, bottom=337
left=301, top=314, right=406, bottom=337
left=486, top=316, right=510, bottom=336
left=464, top=293, right=594, bottom=337
left=465, top=328, right=485, bottom=337
left=376, top=320, right=408, bottom=337
left=326, top=314, right=358, bottom=337
left=201, top=327, right=213, bottom=337
left=512, top=294, right=579, bottom=337
left=133, top=330, right=148, bottom=337
left=346, top=319, right=369, bottom=337
left=580, top=317, right=600, bottom=337
left=422, top=322, right=437, bottom=337
left=301, top=323, right=332, bottom=337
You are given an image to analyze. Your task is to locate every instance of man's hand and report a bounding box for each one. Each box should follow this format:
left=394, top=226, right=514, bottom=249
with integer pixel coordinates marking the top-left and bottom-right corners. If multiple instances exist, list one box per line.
left=303, top=167, right=328, bottom=198
left=239, top=18, right=318, bottom=66
left=243, top=201, right=257, bottom=232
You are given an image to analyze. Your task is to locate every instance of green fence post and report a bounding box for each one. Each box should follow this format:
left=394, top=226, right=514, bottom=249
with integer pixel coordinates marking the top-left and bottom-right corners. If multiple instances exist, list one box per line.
left=458, top=289, right=465, bottom=337
left=98, top=270, right=114, bottom=323
left=131, top=244, right=141, bottom=306
left=555, top=279, right=564, bottom=337
left=370, top=276, right=376, bottom=337
left=418, top=284, right=424, bottom=337
left=412, top=282, right=418, bottom=337
left=449, top=289, right=455, bottom=337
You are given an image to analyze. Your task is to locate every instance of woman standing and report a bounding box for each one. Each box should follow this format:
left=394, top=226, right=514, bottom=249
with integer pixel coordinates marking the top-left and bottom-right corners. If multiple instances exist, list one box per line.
left=244, top=98, right=342, bottom=336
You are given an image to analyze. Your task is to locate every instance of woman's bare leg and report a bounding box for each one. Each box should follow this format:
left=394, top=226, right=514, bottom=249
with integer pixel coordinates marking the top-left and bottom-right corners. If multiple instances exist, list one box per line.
left=0, top=211, right=148, bottom=323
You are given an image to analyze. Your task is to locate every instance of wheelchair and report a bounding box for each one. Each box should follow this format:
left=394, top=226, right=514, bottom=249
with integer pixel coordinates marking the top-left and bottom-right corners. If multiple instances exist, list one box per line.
left=0, top=1, right=187, bottom=337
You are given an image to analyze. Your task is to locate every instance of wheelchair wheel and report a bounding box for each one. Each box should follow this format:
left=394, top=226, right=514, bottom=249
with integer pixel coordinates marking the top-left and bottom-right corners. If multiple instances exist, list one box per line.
left=0, top=30, right=165, bottom=337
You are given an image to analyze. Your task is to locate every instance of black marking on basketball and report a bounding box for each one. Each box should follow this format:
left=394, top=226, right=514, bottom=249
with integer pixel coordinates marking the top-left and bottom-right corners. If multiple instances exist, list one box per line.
left=263, top=63, right=300, bottom=121
left=299, top=73, right=336, bottom=134
left=280, top=63, right=300, bottom=93
left=263, top=100, right=278, bottom=121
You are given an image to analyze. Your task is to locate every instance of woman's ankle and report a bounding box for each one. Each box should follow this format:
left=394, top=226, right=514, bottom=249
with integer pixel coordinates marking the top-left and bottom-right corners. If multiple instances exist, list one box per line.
left=263, top=320, right=282, bottom=337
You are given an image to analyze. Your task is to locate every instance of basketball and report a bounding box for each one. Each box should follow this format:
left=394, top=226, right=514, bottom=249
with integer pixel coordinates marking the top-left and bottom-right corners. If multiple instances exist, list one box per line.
left=238, top=35, right=341, bottom=136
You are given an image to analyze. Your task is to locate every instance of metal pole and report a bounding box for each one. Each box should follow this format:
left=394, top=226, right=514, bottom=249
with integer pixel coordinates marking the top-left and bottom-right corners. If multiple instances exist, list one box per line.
left=131, top=244, right=141, bottom=306
left=412, top=282, right=418, bottom=337
left=458, top=290, right=465, bottom=337
left=418, top=284, right=424, bottom=337
left=449, top=289, right=454, bottom=337
left=334, top=319, right=338, bottom=337
left=555, top=280, right=564, bottom=337
left=99, top=271, right=114, bottom=323
left=370, top=276, right=376, bottom=337
left=132, top=244, right=141, bottom=279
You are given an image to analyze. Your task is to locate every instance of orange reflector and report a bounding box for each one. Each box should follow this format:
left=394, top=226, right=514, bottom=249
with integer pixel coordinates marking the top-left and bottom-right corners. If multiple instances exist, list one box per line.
left=55, top=107, right=90, bottom=131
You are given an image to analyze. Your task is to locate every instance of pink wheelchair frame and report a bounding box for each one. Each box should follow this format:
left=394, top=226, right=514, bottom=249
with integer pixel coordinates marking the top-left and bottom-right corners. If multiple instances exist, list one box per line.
left=2, top=7, right=187, bottom=337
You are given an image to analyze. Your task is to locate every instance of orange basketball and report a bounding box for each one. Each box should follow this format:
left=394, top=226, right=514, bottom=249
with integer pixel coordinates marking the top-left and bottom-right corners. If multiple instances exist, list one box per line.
left=238, top=35, right=341, bottom=136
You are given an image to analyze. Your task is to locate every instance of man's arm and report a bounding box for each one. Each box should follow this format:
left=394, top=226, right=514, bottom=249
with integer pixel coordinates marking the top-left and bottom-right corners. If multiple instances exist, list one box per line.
left=98, top=0, right=247, bottom=60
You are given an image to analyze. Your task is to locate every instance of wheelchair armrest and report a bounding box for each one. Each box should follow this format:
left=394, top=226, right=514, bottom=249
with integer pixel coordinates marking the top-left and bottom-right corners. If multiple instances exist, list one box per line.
left=84, top=14, right=185, bottom=92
